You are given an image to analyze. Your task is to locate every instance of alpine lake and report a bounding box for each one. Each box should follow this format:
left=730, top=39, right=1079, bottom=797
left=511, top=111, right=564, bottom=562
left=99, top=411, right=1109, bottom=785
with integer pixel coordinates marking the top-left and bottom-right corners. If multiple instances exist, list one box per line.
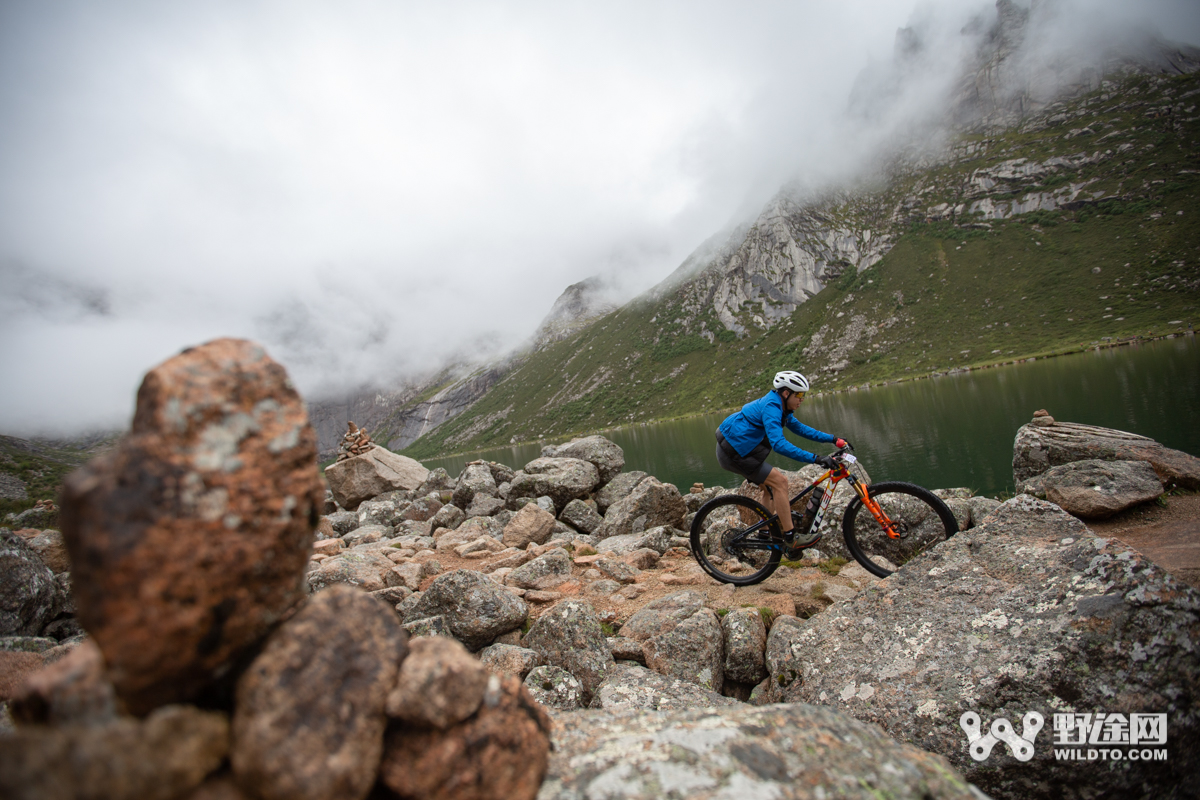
left=424, top=334, right=1200, bottom=499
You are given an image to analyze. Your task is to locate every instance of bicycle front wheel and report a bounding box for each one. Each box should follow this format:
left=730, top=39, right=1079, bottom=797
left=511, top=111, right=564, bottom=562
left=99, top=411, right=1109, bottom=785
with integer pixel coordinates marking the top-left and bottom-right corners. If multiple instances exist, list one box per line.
left=842, top=482, right=958, bottom=578
left=690, top=494, right=783, bottom=586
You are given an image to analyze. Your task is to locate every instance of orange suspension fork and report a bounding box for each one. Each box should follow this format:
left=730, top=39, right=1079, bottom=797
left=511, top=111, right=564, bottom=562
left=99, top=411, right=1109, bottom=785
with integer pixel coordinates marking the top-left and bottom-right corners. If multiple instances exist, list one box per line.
left=855, top=481, right=901, bottom=539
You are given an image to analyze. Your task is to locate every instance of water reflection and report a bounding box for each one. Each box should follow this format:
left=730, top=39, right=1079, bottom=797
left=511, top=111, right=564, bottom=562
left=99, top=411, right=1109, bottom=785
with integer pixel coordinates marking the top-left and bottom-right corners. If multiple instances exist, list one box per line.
left=424, top=336, right=1199, bottom=497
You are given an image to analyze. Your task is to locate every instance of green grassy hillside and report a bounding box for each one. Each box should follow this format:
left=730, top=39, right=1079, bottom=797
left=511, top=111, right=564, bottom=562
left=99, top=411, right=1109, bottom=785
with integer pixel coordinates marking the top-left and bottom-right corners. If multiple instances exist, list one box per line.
left=404, top=71, right=1200, bottom=460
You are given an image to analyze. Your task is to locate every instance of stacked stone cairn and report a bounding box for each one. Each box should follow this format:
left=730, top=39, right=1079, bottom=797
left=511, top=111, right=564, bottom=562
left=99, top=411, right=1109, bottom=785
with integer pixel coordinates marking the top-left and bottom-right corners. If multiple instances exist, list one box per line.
left=337, top=422, right=375, bottom=461
left=5, top=337, right=1199, bottom=800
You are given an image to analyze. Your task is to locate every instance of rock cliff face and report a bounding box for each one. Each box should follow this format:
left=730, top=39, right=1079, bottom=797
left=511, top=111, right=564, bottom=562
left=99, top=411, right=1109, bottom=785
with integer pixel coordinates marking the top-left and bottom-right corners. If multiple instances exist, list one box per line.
left=532, top=277, right=618, bottom=350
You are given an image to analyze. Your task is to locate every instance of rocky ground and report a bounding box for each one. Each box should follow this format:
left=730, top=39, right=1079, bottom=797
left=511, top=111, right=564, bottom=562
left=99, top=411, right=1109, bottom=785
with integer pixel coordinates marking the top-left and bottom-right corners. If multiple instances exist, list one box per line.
left=4, top=340, right=1199, bottom=800
left=1088, top=493, right=1200, bottom=588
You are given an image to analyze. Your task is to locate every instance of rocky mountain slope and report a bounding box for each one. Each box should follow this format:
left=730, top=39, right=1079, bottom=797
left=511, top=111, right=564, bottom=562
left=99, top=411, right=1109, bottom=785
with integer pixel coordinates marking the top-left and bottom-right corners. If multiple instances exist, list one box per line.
left=405, top=60, right=1200, bottom=459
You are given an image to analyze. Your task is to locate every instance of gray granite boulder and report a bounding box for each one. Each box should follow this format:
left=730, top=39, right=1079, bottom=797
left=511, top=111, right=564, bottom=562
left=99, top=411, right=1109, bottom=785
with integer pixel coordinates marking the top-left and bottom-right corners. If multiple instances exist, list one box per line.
left=1023, top=458, right=1163, bottom=518
left=402, top=569, right=528, bottom=651
left=479, top=643, right=540, bottom=680
left=621, top=590, right=707, bottom=642
left=324, top=446, right=428, bottom=510
left=559, top=499, right=603, bottom=535
left=356, top=497, right=410, bottom=528
left=1013, top=413, right=1200, bottom=490
left=594, top=478, right=686, bottom=540
left=756, top=494, right=1200, bottom=800
left=0, top=530, right=62, bottom=636
left=594, top=470, right=649, bottom=515
left=508, top=458, right=600, bottom=510
left=428, top=502, right=466, bottom=532
left=502, top=503, right=556, bottom=549
left=465, top=494, right=504, bottom=518
left=539, top=703, right=979, bottom=800
left=452, top=463, right=499, bottom=510
left=506, top=549, right=573, bottom=590
left=721, top=607, right=768, bottom=686
left=307, top=550, right=399, bottom=593
left=541, top=436, right=624, bottom=485
left=522, top=599, right=614, bottom=703
left=595, top=525, right=675, bottom=556
left=524, top=665, right=585, bottom=710
left=641, top=606, right=724, bottom=693
left=591, top=663, right=736, bottom=712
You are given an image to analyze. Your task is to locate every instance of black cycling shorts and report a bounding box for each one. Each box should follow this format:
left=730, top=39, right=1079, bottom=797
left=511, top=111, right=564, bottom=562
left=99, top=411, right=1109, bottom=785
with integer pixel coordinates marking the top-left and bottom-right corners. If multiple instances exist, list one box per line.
left=715, top=431, right=773, bottom=485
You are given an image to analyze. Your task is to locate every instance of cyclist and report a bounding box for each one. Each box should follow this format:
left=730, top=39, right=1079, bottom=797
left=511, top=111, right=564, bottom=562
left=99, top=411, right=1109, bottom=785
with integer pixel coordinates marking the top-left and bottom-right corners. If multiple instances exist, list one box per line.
left=714, top=370, right=849, bottom=557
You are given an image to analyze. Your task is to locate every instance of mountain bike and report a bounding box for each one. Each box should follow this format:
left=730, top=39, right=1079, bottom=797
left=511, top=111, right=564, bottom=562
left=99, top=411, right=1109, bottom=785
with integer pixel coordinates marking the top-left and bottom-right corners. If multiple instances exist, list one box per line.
left=689, top=446, right=958, bottom=586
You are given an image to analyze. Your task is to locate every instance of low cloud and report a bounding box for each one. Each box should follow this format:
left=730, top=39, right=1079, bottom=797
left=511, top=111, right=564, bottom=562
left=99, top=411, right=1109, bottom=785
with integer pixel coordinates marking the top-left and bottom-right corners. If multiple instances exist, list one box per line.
left=0, top=0, right=1196, bottom=435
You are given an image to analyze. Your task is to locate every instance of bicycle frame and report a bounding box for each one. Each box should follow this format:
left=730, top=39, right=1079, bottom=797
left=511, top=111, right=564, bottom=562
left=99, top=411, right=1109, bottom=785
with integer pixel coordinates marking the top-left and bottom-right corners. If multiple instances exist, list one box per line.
left=727, top=452, right=901, bottom=553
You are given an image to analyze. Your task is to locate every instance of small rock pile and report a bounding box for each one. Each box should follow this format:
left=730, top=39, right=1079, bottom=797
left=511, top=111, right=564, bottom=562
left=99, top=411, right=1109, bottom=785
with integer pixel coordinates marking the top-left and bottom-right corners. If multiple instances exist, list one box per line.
left=0, top=339, right=551, bottom=800
left=337, top=421, right=375, bottom=461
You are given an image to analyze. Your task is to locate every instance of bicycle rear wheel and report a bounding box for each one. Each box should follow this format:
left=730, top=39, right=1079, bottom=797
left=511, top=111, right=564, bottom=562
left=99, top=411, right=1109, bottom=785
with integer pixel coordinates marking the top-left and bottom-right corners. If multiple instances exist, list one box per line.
left=690, top=494, right=783, bottom=586
left=842, top=481, right=958, bottom=578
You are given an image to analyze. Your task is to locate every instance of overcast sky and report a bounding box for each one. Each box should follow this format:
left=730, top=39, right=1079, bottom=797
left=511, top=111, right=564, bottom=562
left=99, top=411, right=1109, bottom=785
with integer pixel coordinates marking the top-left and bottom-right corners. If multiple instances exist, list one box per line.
left=1, top=0, right=1197, bottom=435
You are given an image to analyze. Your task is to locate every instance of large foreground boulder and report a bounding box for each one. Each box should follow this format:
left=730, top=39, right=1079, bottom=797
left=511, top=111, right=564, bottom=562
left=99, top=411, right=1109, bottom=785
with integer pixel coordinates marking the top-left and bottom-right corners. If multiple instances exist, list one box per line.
left=60, top=338, right=324, bottom=715
left=324, top=445, right=429, bottom=510
left=522, top=599, right=614, bottom=704
left=759, top=495, right=1200, bottom=799
left=540, top=703, right=980, bottom=799
left=1013, top=413, right=1200, bottom=490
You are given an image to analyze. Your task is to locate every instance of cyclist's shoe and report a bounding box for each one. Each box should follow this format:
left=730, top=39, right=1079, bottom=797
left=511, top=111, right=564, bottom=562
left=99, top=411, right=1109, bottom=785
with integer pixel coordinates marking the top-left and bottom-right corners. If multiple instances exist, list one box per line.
left=783, top=529, right=821, bottom=559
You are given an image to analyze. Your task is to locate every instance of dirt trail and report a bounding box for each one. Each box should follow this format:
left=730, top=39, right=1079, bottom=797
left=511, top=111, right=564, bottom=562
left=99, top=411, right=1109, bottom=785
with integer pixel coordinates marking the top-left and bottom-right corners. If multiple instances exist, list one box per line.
left=1086, top=493, right=1200, bottom=588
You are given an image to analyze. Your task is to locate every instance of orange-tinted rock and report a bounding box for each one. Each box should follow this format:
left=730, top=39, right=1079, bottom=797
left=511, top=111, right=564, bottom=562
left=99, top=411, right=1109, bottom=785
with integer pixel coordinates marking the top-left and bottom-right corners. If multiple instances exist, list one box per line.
left=0, top=651, right=46, bottom=702
left=10, top=639, right=118, bottom=726
left=378, top=673, right=552, bottom=800
left=60, top=338, right=324, bottom=715
left=231, top=585, right=407, bottom=800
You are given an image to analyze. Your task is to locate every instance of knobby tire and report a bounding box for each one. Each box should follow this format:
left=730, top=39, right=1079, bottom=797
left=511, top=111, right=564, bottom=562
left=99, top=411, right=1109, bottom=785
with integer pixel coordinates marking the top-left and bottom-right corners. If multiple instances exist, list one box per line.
left=842, top=481, right=958, bottom=578
left=690, top=494, right=783, bottom=586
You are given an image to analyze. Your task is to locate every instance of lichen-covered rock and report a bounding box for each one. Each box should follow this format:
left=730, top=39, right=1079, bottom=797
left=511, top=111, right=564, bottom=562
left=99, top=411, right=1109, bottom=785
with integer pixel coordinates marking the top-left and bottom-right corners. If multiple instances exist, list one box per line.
left=558, top=499, right=603, bottom=535
left=60, top=339, right=323, bottom=715
left=540, top=703, right=979, bottom=800
left=523, top=665, right=585, bottom=710
left=593, top=557, right=639, bottom=584
left=26, top=530, right=70, bottom=574
left=386, top=636, right=488, bottom=729
left=1013, top=416, right=1200, bottom=490
left=341, top=523, right=389, bottom=547
left=594, top=471, right=649, bottom=515
left=506, top=549, right=573, bottom=590
left=403, top=570, right=528, bottom=650
left=968, top=495, right=1001, bottom=524
left=1023, top=458, right=1164, bottom=518
left=355, top=497, right=410, bottom=528
left=452, top=463, right=500, bottom=510
left=479, top=643, right=540, bottom=680
left=522, top=599, right=614, bottom=703
left=606, top=636, right=645, bottom=664
left=759, top=495, right=1200, bottom=800
left=466, top=494, right=505, bottom=518
left=325, top=510, right=357, bottom=535
left=594, top=478, right=686, bottom=540
left=9, top=639, right=117, bottom=726
left=595, top=525, right=675, bottom=556
left=324, top=446, right=427, bottom=510
left=721, top=607, right=767, bottom=685
left=621, top=590, right=706, bottom=643
left=0, top=529, right=59, bottom=636
left=428, top=502, right=466, bottom=532
left=642, top=607, right=724, bottom=693
left=591, top=664, right=736, bottom=711
left=508, top=458, right=600, bottom=510
left=0, top=704, right=230, bottom=800
left=403, top=494, right=444, bottom=522
left=378, top=673, right=551, bottom=800
left=232, top=585, right=406, bottom=800
left=307, top=550, right=399, bottom=593
left=542, top=436, right=625, bottom=485
left=502, top=503, right=556, bottom=549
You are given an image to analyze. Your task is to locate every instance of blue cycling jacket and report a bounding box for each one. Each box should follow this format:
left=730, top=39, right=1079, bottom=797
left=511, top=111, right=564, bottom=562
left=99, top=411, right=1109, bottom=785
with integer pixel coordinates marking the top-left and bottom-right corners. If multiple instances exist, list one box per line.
left=717, top=390, right=836, bottom=464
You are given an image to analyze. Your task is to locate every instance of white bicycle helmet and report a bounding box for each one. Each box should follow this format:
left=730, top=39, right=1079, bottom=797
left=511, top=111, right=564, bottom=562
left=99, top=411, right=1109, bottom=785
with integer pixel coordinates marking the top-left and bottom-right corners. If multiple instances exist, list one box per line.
left=772, top=370, right=809, bottom=393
